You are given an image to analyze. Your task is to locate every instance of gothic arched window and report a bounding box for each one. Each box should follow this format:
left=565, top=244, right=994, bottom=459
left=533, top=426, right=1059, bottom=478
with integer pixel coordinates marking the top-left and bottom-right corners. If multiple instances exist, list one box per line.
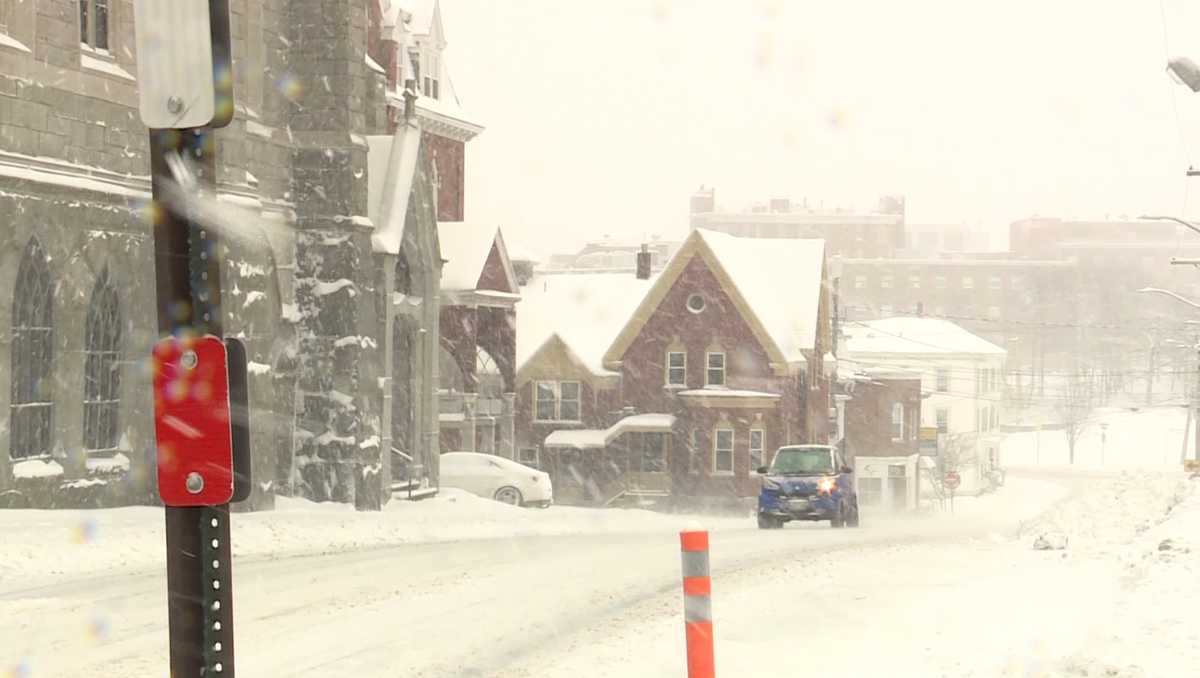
left=10, top=238, right=54, bottom=459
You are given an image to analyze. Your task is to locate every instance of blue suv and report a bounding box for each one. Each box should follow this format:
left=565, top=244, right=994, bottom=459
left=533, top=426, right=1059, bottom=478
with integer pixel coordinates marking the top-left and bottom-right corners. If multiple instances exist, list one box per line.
left=757, top=445, right=860, bottom=529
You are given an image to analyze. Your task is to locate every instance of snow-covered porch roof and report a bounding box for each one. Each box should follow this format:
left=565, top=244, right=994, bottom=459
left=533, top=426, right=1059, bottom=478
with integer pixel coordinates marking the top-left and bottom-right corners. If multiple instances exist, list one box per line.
left=543, top=414, right=677, bottom=451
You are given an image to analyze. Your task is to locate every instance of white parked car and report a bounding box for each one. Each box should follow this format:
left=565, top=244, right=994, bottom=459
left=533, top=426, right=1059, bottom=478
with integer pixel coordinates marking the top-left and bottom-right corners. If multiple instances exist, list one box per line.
left=439, top=452, right=553, bottom=507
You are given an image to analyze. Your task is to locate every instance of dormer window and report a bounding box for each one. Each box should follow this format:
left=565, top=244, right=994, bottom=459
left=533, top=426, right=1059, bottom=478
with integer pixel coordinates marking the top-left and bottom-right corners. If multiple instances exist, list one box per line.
left=423, top=50, right=440, bottom=100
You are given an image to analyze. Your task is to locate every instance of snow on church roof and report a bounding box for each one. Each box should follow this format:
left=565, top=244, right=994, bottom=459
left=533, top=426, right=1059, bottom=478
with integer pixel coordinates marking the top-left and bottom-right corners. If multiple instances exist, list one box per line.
left=843, top=317, right=1007, bottom=356
left=517, top=272, right=658, bottom=376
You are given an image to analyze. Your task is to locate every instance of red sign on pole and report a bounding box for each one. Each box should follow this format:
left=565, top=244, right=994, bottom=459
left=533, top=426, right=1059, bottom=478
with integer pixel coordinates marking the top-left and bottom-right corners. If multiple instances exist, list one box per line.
left=943, top=470, right=962, bottom=491
left=153, top=335, right=235, bottom=506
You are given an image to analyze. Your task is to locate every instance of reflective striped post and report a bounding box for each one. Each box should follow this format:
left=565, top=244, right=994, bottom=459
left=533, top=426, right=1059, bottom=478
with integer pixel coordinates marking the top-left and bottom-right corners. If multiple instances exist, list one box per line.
left=680, top=530, right=715, bottom=678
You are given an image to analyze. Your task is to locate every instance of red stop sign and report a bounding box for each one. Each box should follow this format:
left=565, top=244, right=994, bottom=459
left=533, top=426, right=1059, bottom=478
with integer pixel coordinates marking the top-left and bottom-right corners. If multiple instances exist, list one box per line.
left=943, top=471, right=961, bottom=490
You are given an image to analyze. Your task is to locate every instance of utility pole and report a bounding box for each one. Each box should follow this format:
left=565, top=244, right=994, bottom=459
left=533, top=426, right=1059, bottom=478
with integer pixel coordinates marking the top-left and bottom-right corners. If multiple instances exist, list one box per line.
left=134, top=2, right=243, bottom=676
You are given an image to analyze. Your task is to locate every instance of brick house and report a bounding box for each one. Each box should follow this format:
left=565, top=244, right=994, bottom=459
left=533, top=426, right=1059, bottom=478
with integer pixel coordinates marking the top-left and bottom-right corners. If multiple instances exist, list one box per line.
left=842, top=318, right=1006, bottom=496
left=437, top=223, right=520, bottom=457
left=836, top=359, right=922, bottom=510
left=515, top=229, right=834, bottom=506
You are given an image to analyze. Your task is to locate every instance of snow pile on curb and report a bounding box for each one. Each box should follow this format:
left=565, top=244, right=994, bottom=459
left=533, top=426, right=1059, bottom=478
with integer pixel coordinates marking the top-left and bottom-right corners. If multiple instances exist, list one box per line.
left=1048, top=477, right=1200, bottom=677
left=1018, top=473, right=1191, bottom=556
left=0, top=489, right=745, bottom=589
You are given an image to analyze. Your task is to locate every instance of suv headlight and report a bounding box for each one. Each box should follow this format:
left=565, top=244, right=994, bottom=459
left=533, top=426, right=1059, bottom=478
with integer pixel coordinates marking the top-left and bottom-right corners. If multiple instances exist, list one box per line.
left=817, top=477, right=836, bottom=493
left=762, top=477, right=782, bottom=491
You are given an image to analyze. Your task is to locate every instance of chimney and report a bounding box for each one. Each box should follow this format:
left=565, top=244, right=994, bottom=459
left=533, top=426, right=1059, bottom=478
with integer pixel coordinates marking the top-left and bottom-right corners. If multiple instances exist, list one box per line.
left=690, top=185, right=715, bottom=215
left=636, top=244, right=652, bottom=280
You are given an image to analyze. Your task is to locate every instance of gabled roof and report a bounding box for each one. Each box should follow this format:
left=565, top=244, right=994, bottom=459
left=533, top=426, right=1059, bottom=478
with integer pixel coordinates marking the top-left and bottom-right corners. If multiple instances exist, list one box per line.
left=438, top=222, right=517, bottom=293
left=842, top=318, right=1007, bottom=357
left=603, top=229, right=827, bottom=370
left=380, top=0, right=439, bottom=36
left=366, top=120, right=423, bottom=255
left=516, top=272, right=658, bottom=377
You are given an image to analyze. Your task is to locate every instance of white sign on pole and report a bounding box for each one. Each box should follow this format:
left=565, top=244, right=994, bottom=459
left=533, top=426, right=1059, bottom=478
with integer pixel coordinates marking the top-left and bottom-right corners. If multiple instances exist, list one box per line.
left=133, top=0, right=216, bottom=129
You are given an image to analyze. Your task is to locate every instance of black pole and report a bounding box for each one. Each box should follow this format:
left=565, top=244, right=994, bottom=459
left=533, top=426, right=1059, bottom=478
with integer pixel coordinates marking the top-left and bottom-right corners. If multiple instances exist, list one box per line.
left=151, top=127, right=237, bottom=677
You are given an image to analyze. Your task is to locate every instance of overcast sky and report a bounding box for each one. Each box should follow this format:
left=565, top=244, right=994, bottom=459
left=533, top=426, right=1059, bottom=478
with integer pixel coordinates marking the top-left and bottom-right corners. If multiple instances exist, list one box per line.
left=438, top=0, right=1200, bottom=258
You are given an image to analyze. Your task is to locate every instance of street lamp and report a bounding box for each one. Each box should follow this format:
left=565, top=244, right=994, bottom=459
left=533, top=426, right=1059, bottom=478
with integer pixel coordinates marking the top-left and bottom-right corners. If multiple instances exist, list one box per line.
left=1140, top=216, right=1200, bottom=266
left=1138, top=288, right=1200, bottom=467
left=1137, top=287, right=1200, bottom=311
left=1168, top=57, right=1200, bottom=94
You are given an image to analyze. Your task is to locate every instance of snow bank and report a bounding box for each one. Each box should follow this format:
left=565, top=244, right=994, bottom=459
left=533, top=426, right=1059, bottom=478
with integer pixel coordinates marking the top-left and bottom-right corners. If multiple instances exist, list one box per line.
left=1002, top=406, right=1195, bottom=470
left=0, top=489, right=745, bottom=589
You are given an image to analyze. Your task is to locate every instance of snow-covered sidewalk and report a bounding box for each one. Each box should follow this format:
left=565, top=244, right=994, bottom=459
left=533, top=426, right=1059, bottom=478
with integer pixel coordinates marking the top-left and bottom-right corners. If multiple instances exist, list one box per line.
left=500, top=472, right=1198, bottom=678
left=0, top=489, right=746, bottom=590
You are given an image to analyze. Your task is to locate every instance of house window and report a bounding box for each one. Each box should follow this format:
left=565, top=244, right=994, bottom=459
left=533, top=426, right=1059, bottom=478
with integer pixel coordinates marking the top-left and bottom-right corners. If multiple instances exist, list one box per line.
left=634, top=432, right=667, bottom=473
left=962, top=276, right=974, bottom=290
left=713, top=428, right=734, bottom=473
left=83, top=269, right=122, bottom=452
left=891, top=403, right=904, bottom=441
left=858, top=477, right=882, bottom=505
left=666, top=351, right=686, bottom=387
left=559, top=381, right=580, bottom=421
left=534, top=381, right=580, bottom=422
left=706, top=352, right=725, bottom=386
left=423, top=50, right=440, bottom=100
left=518, top=447, right=540, bottom=468
left=989, top=276, right=1002, bottom=290
left=11, top=238, right=54, bottom=460
left=936, top=368, right=950, bottom=392
left=749, top=429, right=764, bottom=470
left=854, top=275, right=866, bottom=289
left=79, top=0, right=109, bottom=51
left=936, top=408, right=948, bottom=433
left=935, top=275, right=947, bottom=289
left=881, top=275, right=893, bottom=289
left=909, top=275, right=921, bottom=289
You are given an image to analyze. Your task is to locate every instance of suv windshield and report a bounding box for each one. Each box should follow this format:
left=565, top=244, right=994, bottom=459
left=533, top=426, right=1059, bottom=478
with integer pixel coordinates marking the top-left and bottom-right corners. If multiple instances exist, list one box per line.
left=770, top=447, right=835, bottom=475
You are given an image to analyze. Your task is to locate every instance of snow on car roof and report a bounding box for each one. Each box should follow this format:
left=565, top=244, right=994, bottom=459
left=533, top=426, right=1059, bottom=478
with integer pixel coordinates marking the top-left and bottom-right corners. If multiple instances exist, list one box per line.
left=843, top=317, right=1007, bottom=356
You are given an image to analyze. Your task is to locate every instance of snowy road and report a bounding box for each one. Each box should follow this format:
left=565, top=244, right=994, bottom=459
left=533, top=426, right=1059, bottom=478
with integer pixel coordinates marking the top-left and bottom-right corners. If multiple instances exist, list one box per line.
left=3, top=472, right=1193, bottom=677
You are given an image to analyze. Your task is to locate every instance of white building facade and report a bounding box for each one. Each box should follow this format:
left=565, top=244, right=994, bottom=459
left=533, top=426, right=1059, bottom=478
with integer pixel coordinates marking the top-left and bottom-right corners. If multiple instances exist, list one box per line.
left=843, top=318, right=1006, bottom=496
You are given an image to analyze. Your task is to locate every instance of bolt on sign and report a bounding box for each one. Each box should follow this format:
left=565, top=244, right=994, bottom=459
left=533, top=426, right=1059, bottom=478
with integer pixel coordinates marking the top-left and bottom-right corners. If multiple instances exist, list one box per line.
left=152, top=336, right=235, bottom=507
left=133, top=0, right=234, bottom=129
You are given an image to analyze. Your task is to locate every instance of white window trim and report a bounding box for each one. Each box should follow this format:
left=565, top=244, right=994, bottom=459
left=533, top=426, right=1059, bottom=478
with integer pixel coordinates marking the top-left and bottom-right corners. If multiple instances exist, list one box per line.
left=713, top=427, right=735, bottom=475
left=936, top=368, right=950, bottom=393
left=79, top=0, right=112, bottom=55
left=533, top=380, right=582, bottom=423
left=705, top=351, right=726, bottom=387
left=666, top=350, right=687, bottom=387
left=891, top=403, right=905, bottom=442
left=749, top=428, right=764, bottom=468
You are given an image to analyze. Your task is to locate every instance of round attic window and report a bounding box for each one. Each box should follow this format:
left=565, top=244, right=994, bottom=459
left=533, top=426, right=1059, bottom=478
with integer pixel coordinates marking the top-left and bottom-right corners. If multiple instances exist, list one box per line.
left=686, top=293, right=706, bottom=314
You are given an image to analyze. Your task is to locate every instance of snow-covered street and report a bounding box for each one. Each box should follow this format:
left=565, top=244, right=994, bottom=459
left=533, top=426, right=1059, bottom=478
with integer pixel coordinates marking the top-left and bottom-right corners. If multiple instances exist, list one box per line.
left=5, top=469, right=1195, bottom=677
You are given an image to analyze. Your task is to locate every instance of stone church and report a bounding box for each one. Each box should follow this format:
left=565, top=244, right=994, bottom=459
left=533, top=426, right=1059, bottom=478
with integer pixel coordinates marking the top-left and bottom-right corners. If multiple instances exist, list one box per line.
left=0, top=0, right=489, bottom=510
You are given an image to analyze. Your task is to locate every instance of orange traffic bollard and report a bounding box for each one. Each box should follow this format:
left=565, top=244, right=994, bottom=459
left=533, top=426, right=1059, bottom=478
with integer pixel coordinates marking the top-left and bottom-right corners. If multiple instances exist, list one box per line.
left=680, top=530, right=715, bottom=678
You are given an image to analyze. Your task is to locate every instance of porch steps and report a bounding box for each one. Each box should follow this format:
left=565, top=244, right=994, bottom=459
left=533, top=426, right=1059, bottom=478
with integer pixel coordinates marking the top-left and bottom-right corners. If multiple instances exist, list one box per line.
left=390, top=480, right=438, bottom=501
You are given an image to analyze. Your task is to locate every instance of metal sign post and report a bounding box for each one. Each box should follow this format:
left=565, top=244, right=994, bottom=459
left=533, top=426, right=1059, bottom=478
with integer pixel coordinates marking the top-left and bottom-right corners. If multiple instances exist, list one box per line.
left=138, top=2, right=239, bottom=676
